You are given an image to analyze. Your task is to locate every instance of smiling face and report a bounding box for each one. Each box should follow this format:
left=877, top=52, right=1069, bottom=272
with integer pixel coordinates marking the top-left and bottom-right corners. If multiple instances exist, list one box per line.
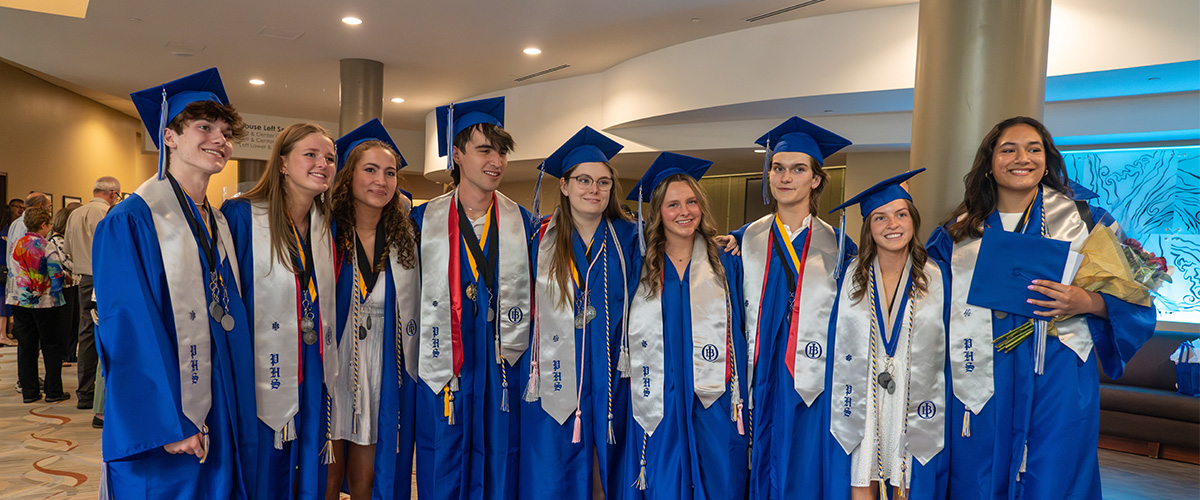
left=769, top=151, right=823, bottom=211
left=164, top=118, right=234, bottom=177
left=453, top=128, right=508, bottom=196
left=868, top=198, right=914, bottom=257
left=659, top=180, right=702, bottom=241
left=280, top=132, right=336, bottom=201
left=990, top=123, right=1046, bottom=200
left=559, top=162, right=613, bottom=220
left=351, top=146, right=399, bottom=211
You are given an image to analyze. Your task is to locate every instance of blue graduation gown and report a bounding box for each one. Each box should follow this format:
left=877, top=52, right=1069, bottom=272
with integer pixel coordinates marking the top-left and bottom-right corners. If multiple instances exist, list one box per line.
left=222, top=199, right=332, bottom=500
left=727, top=222, right=856, bottom=500
left=927, top=202, right=1156, bottom=500
left=333, top=245, right=416, bottom=500
left=518, top=218, right=640, bottom=500
left=622, top=252, right=749, bottom=500
left=409, top=200, right=537, bottom=500
left=94, top=194, right=256, bottom=500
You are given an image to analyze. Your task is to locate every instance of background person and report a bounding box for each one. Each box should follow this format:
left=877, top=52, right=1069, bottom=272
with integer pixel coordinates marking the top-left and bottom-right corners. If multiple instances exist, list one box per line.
left=49, top=201, right=80, bottom=364
left=10, top=206, right=69, bottom=404
left=65, top=175, right=121, bottom=411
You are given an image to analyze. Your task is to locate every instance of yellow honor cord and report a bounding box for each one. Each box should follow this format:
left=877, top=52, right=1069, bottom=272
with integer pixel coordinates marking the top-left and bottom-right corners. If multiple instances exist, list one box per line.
left=773, top=214, right=803, bottom=270
left=463, top=203, right=494, bottom=283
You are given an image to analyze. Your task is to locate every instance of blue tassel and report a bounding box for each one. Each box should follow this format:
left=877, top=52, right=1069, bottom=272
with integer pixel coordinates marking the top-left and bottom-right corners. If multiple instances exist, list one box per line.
left=636, top=185, right=646, bottom=256
left=532, top=165, right=545, bottom=217
left=445, top=104, right=455, bottom=172
left=834, top=211, right=847, bottom=280
left=157, top=87, right=168, bottom=180
left=760, top=142, right=771, bottom=206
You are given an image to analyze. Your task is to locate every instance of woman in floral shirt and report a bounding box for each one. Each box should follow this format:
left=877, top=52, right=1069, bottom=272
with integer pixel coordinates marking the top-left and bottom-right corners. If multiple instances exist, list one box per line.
left=10, top=207, right=69, bottom=403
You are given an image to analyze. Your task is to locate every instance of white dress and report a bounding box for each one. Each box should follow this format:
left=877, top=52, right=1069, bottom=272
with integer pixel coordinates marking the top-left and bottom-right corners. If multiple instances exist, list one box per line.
left=850, top=260, right=915, bottom=488
left=329, top=275, right=386, bottom=445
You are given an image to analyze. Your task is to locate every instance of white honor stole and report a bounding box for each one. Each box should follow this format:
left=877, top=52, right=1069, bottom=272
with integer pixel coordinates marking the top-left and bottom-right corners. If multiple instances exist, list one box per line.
left=250, top=201, right=338, bottom=445
left=949, top=187, right=1094, bottom=426
left=527, top=214, right=629, bottom=425
left=390, top=246, right=421, bottom=381
left=830, top=257, right=946, bottom=465
left=418, top=190, right=532, bottom=395
left=135, top=176, right=241, bottom=436
left=740, top=214, right=840, bottom=406
left=629, top=237, right=735, bottom=436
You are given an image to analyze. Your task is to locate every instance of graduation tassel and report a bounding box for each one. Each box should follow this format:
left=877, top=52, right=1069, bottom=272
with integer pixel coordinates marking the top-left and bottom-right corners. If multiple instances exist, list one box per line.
left=834, top=211, right=847, bottom=280
left=525, top=320, right=542, bottom=402
left=320, top=394, right=335, bottom=464
left=633, top=434, right=648, bottom=490
left=445, top=104, right=455, bottom=172
left=500, top=362, right=511, bottom=413
left=1033, top=319, right=1048, bottom=375
left=878, top=478, right=888, bottom=500
left=607, top=413, right=616, bottom=445
left=198, top=424, right=210, bottom=464
left=572, top=409, right=583, bottom=444
left=532, top=165, right=545, bottom=218
left=760, top=142, right=772, bottom=206
left=444, top=386, right=456, bottom=425
left=735, top=401, right=745, bottom=436
left=636, top=185, right=646, bottom=256
left=962, top=410, right=971, bottom=438
left=157, top=87, right=168, bottom=180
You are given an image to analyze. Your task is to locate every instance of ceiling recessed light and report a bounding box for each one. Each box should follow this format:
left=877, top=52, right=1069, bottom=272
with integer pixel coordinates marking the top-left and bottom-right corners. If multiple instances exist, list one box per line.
left=523, top=48, right=542, bottom=55
left=691, top=18, right=702, bottom=23
left=391, top=97, right=405, bottom=103
left=823, top=109, right=834, bottom=113
left=754, top=149, right=767, bottom=154
left=342, top=16, right=362, bottom=25
left=249, top=79, right=265, bottom=85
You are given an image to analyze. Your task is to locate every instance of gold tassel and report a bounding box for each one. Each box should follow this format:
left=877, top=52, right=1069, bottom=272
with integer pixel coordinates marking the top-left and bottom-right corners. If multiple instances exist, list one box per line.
left=962, top=410, right=971, bottom=438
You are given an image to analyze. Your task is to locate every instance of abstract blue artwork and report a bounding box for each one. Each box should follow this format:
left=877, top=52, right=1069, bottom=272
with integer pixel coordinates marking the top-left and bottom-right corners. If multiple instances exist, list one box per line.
left=1064, top=145, right=1200, bottom=325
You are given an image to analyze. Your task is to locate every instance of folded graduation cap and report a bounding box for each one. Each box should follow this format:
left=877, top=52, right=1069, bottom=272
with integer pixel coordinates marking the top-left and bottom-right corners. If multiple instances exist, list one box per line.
left=335, top=118, right=406, bottom=172
left=755, top=116, right=851, bottom=205
left=434, top=96, right=505, bottom=169
left=966, top=228, right=1072, bottom=318
left=130, top=67, right=231, bottom=179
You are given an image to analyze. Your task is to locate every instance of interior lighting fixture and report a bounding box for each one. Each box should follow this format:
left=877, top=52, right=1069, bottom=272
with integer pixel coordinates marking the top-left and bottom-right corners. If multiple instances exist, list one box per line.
left=391, top=97, right=405, bottom=103
left=754, top=149, right=767, bottom=154
left=523, top=48, right=542, bottom=55
left=249, top=79, right=265, bottom=85
left=342, top=16, right=363, bottom=25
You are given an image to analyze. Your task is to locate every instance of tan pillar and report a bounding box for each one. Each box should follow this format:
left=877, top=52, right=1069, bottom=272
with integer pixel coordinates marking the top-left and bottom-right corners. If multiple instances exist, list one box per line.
left=909, top=0, right=1051, bottom=231
left=339, top=58, right=384, bottom=135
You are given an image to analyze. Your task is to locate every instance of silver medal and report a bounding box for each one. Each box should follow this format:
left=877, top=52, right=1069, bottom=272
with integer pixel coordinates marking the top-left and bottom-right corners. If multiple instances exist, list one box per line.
left=303, top=330, right=318, bottom=345
left=487, top=307, right=495, bottom=323
left=585, top=306, right=597, bottom=322
left=209, top=301, right=224, bottom=321
left=366, top=315, right=372, bottom=330
left=877, top=371, right=897, bottom=395
left=301, top=317, right=315, bottom=333
left=221, top=314, right=235, bottom=332
left=358, top=325, right=368, bottom=340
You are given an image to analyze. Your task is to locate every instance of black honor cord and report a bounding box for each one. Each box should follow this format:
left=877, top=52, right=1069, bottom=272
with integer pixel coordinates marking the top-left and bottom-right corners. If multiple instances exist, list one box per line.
left=456, top=201, right=498, bottom=293
left=292, top=222, right=316, bottom=296
left=770, top=229, right=798, bottom=296
left=165, top=173, right=219, bottom=272
left=355, top=218, right=387, bottom=293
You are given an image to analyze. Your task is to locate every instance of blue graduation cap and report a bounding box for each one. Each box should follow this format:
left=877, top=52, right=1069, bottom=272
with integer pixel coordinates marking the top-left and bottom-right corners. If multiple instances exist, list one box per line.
left=755, top=117, right=852, bottom=205
left=435, top=96, right=505, bottom=170
left=130, top=68, right=231, bottom=179
left=967, top=228, right=1072, bottom=318
left=625, top=152, right=713, bottom=254
left=335, top=118, right=406, bottom=172
left=829, top=168, right=926, bottom=220
left=399, top=188, right=413, bottom=203
left=532, top=126, right=624, bottom=216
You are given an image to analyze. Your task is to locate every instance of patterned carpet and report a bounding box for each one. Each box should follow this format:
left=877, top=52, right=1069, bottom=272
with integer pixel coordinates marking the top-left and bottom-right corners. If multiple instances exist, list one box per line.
left=0, top=344, right=102, bottom=499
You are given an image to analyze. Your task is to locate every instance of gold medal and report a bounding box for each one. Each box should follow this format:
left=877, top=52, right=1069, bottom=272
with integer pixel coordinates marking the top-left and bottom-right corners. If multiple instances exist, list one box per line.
left=466, top=283, right=477, bottom=301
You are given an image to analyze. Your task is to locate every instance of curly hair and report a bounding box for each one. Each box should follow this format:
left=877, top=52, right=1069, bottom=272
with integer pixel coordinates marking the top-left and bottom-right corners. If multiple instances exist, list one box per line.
left=849, top=199, right=929, bottom=303
left=330, top=141, right=417, bottom=270
left=639, top=174, right=725, bottom=298
left=944, top=116, right=1072, bottom=242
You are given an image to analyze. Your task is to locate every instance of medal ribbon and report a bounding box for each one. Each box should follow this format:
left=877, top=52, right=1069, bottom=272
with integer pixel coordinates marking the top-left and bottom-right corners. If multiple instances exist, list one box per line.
left=871, top=268, right=914, bottom=358
left=458, top=199, right=496, bottom=291
left=288, top=213, right=318, bottom=380
left=770, top=215, right=814, bottom=378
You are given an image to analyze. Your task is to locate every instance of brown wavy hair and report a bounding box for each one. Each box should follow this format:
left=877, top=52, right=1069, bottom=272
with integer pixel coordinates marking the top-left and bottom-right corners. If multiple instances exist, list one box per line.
left=163, top=101, right=246, bottom=171
left=849, top=199, right=929, bottom=303
left=331, top=141, right=417, bottom=270
left=639, top=174, right=725, bottom=298
left=943, top=116, right=1071, bottom=242
left=768, top=151, right=829, bottom=215
left=546, top=162, right=630, bottom=308
left=449, top=123, right=516, bottom=185
left=237, top=123, right=334, bottom=274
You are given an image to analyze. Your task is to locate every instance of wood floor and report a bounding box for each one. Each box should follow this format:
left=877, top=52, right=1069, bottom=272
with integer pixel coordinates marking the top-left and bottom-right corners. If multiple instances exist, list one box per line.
left=0, top=345, right=1195, bottom=499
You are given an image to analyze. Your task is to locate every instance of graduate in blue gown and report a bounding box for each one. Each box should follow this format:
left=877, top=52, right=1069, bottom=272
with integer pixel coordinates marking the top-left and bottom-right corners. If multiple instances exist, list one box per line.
left=326, top=119, right=420, bottom=499
left=622, top=153, right=748, bottom=500
left=95, top=68, right=256, bottom=499
left=222, top=123, right=340, bottom=500
left=725, top=117, right=856, bottom=499
left=518, top=127, right=640, bottom=500
left=827, top=169, right=949, bottom=500
left=411, top=97, right=536, bottom=500
left=926, top=117, right=1156, bottom=500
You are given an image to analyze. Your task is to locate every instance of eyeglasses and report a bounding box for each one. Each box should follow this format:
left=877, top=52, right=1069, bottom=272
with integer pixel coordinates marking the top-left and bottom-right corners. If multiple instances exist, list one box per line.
left=569, top=175, right=614, bottom=191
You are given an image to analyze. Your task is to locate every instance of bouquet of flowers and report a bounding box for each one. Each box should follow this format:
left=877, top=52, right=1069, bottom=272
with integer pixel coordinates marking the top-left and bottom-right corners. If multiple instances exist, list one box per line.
left=995, top=225, right=1171, bottom=352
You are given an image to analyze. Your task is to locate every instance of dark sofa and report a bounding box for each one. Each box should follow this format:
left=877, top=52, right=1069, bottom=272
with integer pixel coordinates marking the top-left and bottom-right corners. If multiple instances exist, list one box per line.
left=1098, top=330, right=1200, bottom=464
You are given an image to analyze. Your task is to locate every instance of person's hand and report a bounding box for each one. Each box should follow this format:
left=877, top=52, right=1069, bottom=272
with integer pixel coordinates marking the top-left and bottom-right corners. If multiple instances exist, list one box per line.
left=1027, top=280, right=1108, bottom=319
left=714, top=235, right=741, bottom=256
left=163, top=433, right=205, bottom=458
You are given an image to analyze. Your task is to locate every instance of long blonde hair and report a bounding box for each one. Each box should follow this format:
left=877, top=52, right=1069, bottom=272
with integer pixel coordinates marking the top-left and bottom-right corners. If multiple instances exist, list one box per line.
left=547, top=162, right=630, bottom=308
left=238, top=123, right=334, bottom=273
left=640, top=174, right=724, bottom=298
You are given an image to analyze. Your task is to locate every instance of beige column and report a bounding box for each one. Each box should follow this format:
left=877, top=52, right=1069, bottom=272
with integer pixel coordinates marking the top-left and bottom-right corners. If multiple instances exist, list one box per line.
left=339, top=58, right=384, bottom=136
left=909, top=0, right=1052, bottom=230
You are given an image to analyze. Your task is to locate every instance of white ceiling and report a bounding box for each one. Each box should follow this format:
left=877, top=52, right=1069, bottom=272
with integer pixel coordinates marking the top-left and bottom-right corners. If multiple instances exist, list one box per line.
left=0, top=0, right=910, bottom=130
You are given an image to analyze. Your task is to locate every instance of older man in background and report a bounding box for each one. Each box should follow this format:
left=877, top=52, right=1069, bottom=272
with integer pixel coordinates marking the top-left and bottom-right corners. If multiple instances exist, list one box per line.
left=65, top=177, right=119, bottom=423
